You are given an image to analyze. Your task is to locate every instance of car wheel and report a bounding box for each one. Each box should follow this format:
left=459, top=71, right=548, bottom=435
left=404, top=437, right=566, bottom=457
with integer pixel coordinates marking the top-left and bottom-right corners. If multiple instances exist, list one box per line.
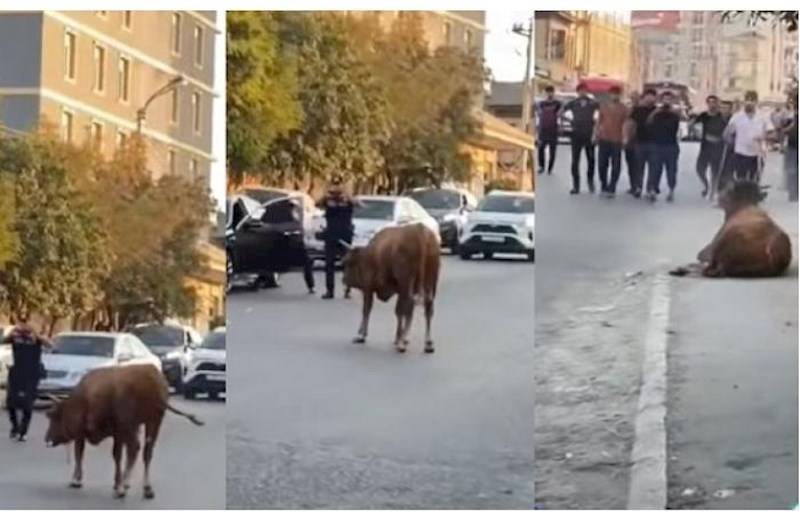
left=527, top=250, right=535, bottom=262
left=261, top=273, right=280, bottom=289
left=173, top=373, right=185, bottom=395
left=209, top=391, right=220, bottom=401
left=183, top=388, right=196, bottom=400
left=459, top=249, right=472, bottom=260
left=483, top=251, right=494, bottom=260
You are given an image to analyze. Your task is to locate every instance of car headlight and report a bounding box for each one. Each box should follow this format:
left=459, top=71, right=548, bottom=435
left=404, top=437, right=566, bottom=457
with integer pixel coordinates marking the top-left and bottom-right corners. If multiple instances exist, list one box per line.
left=68, top=371, right=84, bottom=381
left=165, top=350, right=184, bottom=361
left=524, top=216, right=535, bottom=229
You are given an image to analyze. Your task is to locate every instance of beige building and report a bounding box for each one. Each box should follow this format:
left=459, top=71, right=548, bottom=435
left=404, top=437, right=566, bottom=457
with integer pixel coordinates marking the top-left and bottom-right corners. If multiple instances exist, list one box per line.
left=0, top=10, right=217, bottom=186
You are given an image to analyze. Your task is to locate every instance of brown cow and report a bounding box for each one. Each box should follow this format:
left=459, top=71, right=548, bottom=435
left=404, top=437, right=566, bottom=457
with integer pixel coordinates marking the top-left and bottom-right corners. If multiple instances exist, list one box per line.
left=342, top=223, right=440, bottom=353
left=44, top=364, right=203, bottom=499
left=671, top=180, right=792, bottom=278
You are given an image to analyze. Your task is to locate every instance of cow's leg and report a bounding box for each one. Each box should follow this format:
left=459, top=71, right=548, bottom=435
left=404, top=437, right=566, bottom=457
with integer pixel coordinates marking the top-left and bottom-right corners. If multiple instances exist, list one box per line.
left=403, top=295, right=415, bottom=347
left=142, top=418, right=163, bottom=500
left=394, top=295, right=409, bottom=352
left=120, top=431, right=140, bottom=496
left=70, top=438, right=85, bottom=488
left=424, top=296, right=435, bottom=353
left=354, top=291, right=373, bottom=344
left=112, top=436, right=125, bottom=498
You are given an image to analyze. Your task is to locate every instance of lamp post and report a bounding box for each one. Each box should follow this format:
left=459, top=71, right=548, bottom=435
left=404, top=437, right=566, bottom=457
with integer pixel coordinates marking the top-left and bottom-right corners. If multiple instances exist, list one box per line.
left=513, top=15, right=535, bottom=188
left=136, top=75, right=185, bottom=134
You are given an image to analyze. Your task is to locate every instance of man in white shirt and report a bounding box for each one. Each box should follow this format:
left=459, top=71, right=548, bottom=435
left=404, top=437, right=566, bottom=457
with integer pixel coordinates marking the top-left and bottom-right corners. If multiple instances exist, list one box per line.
left=724, top=90, right=774, bottom=182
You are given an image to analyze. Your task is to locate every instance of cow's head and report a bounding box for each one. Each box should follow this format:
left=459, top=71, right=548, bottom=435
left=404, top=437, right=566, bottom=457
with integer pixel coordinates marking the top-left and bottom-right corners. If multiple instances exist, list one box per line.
left=342, top=246, right=366, bottom=291
left=719, top=180, right=767, bottom=218
left=44, top=398, right=77, bottom=447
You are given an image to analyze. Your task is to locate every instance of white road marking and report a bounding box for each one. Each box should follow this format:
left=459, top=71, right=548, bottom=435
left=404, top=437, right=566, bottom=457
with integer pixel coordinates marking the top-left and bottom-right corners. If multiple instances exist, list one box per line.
left=627, top=273, right=671, bottom=509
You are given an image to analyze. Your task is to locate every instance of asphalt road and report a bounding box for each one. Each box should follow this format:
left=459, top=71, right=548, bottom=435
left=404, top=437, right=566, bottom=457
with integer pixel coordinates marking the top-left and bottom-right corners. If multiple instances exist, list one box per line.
left=0, top=396, right=225, bottom=509
left=226, top=254, right=535, bottom=509
left=534, top=142, right=798, bottom=509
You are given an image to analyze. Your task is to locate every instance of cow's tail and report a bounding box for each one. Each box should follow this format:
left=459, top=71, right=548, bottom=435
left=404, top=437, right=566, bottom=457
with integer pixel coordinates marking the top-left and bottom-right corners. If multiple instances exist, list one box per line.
left=164, top=401, right=205, bottom=426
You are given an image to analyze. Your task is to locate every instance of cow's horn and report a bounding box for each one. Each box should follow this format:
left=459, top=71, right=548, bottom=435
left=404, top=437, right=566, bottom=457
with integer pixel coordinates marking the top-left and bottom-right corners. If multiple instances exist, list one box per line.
left=338, top=239, right=352, bottom=249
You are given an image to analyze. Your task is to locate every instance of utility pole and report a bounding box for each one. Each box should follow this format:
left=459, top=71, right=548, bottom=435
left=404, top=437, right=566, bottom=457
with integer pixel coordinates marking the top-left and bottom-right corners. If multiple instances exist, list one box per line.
left=513, top=16, right=535, bottom=189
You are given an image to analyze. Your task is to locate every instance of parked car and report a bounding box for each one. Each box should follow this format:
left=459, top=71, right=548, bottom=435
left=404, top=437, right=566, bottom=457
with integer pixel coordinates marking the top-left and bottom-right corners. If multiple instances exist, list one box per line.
left=38, top=332, right=161, bottom=398
left=459, top=190, right=535, bottom=261
left=227, top=194, right=313, bottom=291
left=406, top=187, right=478, bottom=251
left=184, top=326, right=225, bottom=400
left=129, top=323, right=202, bottom=393
left=351, top=195, right=440, bottom=248
left=0, top=325, right=14, bottom=390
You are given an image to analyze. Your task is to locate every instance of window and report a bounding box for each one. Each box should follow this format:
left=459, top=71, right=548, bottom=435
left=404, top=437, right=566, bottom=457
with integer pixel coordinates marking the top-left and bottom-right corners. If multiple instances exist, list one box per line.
left=692, top=11, right=704, bottom=24
left=122, top=11, right=132, bottom=30
left=64, top=30, right=76, bottom=81
left=190, top=158, right=199, bottom=180
left=192, top=92, right=201, bottom=133
left=464, top=28, right=474, bottom=49
left=549, top=29, right=566, bottom=60
left=170, top=88, right=179, bottom=124
left=194, top=25, right=204, bottom=67
left=171, top=12, right=181, bottom=55
left=93, top=43, right=106, bottom=93
left=90, top=121, right=103, bottom=149
left=116, top=130, right=127, bottom=148
left=61, top=110, right=74, bottom=143
left=168, top=150, right=177, bottom=175
left=118, top=56, right=131, bottom=102
left=691, top=28, right=703, bottom=44
left=443, top=21, right=452, bottom=46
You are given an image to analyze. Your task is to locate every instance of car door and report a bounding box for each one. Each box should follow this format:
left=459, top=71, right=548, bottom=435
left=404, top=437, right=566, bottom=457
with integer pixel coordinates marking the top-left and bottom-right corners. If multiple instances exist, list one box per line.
left=235, top=197, right=304, bottom=274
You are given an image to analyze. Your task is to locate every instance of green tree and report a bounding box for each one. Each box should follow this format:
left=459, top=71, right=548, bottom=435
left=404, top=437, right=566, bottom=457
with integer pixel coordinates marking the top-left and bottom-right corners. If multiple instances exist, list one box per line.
left=227, top=11, right=301, bottom=184
left=264, top=12, right=389, bottom=193
left=721, top=11, right=798, bottom=32
left=0, top=134, right=108, bottom=331
left=0, top=172, right=17, bottom=270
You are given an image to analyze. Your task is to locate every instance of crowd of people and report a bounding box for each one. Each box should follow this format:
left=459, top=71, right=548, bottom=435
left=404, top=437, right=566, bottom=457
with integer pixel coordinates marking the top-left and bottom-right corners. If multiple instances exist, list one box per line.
left=536, top=83, right=799, bottom=203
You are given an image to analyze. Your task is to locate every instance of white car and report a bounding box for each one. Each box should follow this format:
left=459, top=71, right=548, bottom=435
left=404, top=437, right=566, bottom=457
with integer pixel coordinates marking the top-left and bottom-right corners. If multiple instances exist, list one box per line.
left=39, top=332, right=161, bottom=397
left=183, top=326, right=226, bottom=400
left=351, top=195, right=440, bottom=248
left=0, top=325, right=14, bottom=390
left=459, top=190, right=535, bottom=261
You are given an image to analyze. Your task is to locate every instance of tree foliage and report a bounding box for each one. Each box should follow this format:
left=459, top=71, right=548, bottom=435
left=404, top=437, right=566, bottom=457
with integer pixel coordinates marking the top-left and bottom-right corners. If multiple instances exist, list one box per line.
left=227, top=11, right=301, bottom=183
left=721, top=11, right=798, bottom=32
left=0, top=172, right=17, bottom=270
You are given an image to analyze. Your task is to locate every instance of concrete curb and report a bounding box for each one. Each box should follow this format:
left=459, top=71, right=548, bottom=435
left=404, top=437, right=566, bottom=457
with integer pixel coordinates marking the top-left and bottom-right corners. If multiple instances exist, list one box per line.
left=627, top=274, right=671, bottom=509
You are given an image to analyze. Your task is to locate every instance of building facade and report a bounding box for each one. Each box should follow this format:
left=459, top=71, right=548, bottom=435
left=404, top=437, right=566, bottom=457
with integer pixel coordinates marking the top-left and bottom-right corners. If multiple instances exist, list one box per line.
left=0, top=10, right=217, bottom=186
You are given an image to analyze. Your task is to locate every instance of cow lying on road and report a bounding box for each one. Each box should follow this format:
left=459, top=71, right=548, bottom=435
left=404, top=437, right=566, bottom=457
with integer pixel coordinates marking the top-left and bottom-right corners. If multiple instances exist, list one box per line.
left=44, top=364, right=204, bottom=499
left=671, top=180, right=792, bottom=278
left=342, top=223, right=440, bottom=353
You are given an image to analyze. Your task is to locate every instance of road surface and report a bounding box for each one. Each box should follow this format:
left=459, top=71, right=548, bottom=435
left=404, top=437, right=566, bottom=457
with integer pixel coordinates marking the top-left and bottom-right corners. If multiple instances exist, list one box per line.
left=0, top=396, right=225, bottom=509
left=226, top=255, right=535, bottom=509
left=534, top=142, right=797, bottom=509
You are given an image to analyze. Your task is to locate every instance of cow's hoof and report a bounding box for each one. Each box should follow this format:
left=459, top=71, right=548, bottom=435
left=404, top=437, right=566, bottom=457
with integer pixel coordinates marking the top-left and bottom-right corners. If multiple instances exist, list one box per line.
left=395, top=345, right=407, bottom=353
left=353, top=336, right=366, bottom=344
left=114, top=489, right=126, bottom=499
left=424, top=343, right=435, bottom=354
left=144, top=486, right=155, bottom=500
left=69, top=481, right=82, bottom=489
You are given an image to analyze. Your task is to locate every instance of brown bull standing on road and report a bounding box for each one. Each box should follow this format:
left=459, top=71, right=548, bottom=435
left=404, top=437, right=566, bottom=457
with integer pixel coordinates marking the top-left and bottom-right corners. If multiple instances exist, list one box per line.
left=44, top=364, right=203, bottom=499
left=342, top=223, right=440, bottom=353
left=673, top=180, right=792, bottom=277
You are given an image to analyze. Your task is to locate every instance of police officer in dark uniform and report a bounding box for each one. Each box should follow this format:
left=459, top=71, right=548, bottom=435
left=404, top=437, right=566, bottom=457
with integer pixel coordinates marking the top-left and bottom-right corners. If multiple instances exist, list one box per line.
left=3, top=317, right=50, bottom=442
left=317, top=176, right=355, bottom=300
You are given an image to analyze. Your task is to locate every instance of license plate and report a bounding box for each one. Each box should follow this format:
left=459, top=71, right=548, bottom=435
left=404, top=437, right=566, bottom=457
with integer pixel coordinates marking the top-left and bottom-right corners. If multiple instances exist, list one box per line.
left=482, top=235, right=505, bottom=243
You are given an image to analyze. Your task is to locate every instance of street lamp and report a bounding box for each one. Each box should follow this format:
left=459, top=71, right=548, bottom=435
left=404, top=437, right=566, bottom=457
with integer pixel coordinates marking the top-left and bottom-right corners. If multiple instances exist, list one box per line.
left=513, top=16, right=535, bottom=185
left=136, top=75, right=185, bottom=134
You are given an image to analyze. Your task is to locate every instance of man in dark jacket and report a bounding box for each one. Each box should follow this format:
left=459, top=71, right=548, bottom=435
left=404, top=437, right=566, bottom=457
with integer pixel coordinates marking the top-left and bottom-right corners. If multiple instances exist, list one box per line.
left=317, top=177, right=356, bottom=299
left=537, top=86, right=562, bottom=175
left=563, top=82, right=599, bottom=194
left=693, top=95, right=728, bottom=198
left=645, top=91, right=681, bottom=202
left=3, top=317, right=50, bottom=442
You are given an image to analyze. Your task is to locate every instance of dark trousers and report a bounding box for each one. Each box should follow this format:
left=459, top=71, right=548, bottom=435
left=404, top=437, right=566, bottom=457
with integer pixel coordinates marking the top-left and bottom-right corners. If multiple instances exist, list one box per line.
left=7, top=407, right=32, bottom=435
left=629, top=142, right=650, bottom=192
left=570, top=135, right=595, bottom=190
left=624, top=145, right=638, bottom=191
left=597, top=140, right=623, bottom=192
left=538, top=134, right=558, bottom=173
left=733, top=153, right=760, bottom=182
left=647, top=143, right=679, bottom=192
left=696, top=142, right=724, bottom=190
left=300, top=248, right=315, bottom=291
left=324, top=239, right=346, bottom=295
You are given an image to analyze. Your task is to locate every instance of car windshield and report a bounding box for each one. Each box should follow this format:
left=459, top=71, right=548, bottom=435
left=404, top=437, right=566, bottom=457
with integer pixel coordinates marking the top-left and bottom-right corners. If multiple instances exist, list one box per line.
left=354, top=200, right=395, bottom=221
left=131, top=326, right=184, bottom=347
left=200, top=331, right=226, bottom=351
left=243, top=188, right=287, bottom=204
left=409, top=190, right=461, bottom=210
left=478, top=195, right=535, bottom=213
left=51, top=336, right=115, bottom=358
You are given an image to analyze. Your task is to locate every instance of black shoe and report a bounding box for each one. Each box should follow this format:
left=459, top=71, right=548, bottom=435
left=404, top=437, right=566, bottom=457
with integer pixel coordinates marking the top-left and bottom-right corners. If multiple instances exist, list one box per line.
left=17, top=434, right=26, bottom=442
left=569, top=188, right=579, bottom=195
left=322, top=292, right=334, bottom=300
left=9, top=428, right=18, bottom=440
left=588, top=184, right=596, bottom=194
left=646, top=191, right=657, bottom=202
left=538, top=166, right=545, bottom=173
left=308, top=288, right=315, bottom=295
left=547, top=169, right=553, bottom=175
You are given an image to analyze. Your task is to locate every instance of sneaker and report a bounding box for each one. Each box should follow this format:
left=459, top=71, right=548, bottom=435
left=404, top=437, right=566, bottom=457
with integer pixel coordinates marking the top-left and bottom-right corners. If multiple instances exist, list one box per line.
left=321, top=292, right=334, bottom=300
left=17, top=434, right=26, bottom=442
left=569, top=188, right=579, bottom=195
left=9, top=428, right=18, bottom=440
left=666, top=191, right=675, bottom=202
left=308, top=288, right=315, bottom=295
left=646, top=191, right=657, bottom=202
